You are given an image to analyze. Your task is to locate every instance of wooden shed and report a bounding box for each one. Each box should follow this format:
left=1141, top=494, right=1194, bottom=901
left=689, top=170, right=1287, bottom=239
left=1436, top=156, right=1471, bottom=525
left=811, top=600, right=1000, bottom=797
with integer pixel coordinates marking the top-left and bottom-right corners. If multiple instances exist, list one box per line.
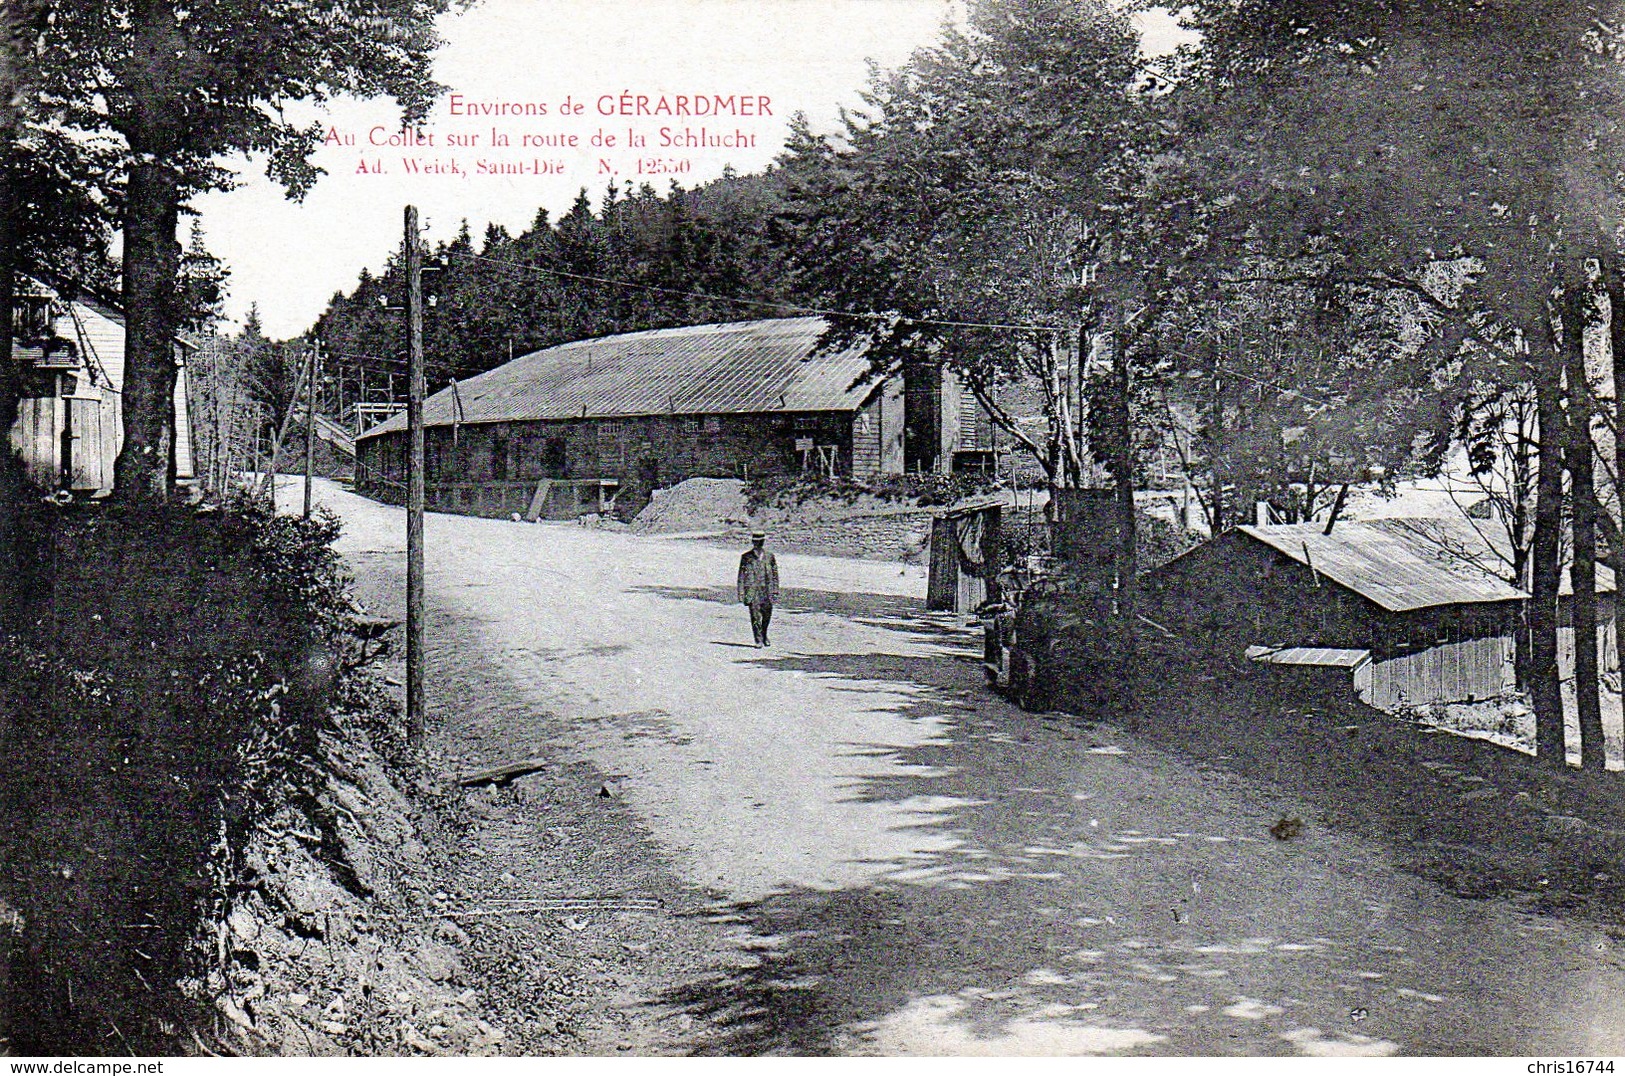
left=927, top=497, right=1004, bottom=613
left=8, top=279, right=194, bottom=496
left=1143, top=518, right=1548, bottom=709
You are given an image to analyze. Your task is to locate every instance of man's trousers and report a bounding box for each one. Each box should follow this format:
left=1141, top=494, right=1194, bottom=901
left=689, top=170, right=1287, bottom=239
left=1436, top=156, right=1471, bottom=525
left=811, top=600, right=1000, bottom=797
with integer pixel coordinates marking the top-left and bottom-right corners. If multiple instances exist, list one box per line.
left=748, top=601, right=773, bottom=646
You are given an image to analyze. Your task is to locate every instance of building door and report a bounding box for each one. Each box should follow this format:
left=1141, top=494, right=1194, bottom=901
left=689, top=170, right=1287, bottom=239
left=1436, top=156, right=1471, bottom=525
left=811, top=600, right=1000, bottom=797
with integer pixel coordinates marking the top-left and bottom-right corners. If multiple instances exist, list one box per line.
left=66, top=393, right=111, bottom=491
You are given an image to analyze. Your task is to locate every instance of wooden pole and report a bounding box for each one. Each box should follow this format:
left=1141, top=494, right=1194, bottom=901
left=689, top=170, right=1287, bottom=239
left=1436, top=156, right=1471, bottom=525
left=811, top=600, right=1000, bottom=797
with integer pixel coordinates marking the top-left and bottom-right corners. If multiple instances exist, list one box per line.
left=303, top=338, right=319, bottom=519
left=406, top=206, right=426, bottom=741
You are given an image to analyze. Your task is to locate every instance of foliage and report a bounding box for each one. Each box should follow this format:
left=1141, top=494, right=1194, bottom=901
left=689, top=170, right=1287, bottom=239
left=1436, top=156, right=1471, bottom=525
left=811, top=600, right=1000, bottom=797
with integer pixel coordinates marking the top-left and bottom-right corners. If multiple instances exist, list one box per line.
left=0, top=490, right=392, bottom=1049
left=743, top=469, right=1002, bottom=512
left=774, top=0, right=1166, bottom=487
left=1147, top=253, right=1459, bottom=530
left=26, top=0, right=458, bottom=500
left=225, top=494, right=352, bottom=636
left=177, top=219, right=228, bottom=332
left=1174, top=0, right=1625, bottom=757
left=313, top=175, right=805, bottom=410
left=1136, top=511, right=1200, bottom=573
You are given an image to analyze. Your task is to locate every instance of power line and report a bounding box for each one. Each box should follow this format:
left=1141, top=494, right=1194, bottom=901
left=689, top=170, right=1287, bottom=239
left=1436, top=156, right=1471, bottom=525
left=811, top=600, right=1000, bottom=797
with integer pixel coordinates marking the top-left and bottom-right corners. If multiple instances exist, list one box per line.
left=324, top=348, right=465, bottom=379
left=453, top=251, right=1069, bottom=335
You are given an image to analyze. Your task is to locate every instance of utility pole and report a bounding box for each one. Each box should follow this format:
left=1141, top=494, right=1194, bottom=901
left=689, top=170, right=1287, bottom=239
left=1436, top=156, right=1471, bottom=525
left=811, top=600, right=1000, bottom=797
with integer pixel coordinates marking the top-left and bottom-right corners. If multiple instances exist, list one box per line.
left=303, top=337, right=320, bottom=519
left=405, top=206, right=426, bottom=741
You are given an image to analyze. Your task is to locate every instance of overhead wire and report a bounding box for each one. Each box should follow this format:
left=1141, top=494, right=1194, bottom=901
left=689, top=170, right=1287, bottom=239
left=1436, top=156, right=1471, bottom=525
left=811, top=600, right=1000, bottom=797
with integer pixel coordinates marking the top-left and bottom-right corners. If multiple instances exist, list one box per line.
left=331, top=250, right=1357, bottom=413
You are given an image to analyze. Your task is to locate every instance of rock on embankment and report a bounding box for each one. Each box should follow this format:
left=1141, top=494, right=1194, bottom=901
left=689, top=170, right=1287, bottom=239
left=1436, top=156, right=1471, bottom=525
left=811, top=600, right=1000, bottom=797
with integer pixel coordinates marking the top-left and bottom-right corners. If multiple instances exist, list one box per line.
left=195, top=720, right=505, bottom=1056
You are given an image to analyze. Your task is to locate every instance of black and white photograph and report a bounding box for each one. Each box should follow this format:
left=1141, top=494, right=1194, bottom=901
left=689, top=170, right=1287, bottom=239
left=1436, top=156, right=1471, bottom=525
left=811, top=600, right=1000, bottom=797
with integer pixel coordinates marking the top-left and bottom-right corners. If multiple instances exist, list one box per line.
left=2, top=0, right=1625, bottom=1060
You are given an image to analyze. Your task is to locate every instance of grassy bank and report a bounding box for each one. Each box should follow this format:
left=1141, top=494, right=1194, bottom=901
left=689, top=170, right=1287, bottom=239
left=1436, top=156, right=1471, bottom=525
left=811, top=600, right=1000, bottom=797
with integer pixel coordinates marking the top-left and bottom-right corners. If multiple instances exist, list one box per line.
left=0, top=499, right=360, bottom=1053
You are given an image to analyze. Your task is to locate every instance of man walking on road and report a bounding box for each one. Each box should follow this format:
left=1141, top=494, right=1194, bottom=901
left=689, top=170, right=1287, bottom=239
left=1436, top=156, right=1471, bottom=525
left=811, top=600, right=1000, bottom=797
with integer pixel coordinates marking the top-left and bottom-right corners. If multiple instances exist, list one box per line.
left=738, top=531, right=780, bottom=647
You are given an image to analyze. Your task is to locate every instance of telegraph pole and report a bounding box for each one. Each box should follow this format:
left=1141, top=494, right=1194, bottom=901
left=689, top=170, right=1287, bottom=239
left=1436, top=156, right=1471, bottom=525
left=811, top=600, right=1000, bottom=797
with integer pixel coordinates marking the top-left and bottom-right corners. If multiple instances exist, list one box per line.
left=405, top=205, right=427, bottom=741
left=303, top=337, right=320, bottom=519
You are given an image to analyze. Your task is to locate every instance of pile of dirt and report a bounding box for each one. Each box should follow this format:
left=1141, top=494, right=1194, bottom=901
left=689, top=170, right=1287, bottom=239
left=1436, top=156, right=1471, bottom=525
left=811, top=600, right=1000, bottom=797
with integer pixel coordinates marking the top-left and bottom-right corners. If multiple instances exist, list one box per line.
left=632, top=477, right=933, bottom=561
left=630, top=478, right=749, bottom=535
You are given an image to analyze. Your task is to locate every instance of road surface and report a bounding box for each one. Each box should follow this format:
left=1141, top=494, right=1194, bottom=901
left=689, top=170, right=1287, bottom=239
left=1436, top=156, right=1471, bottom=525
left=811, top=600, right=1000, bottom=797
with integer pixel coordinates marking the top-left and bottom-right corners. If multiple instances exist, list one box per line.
left=309, top=479, right=1625, bottom=1056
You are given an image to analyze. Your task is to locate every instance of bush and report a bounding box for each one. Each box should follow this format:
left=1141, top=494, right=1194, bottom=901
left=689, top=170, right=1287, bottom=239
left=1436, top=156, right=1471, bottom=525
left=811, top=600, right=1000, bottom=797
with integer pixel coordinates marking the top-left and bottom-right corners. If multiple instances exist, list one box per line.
left=0, top=494, right=372, bottom=1052
left=744, top=470, right=1003, bottom=512
left=1137, top=511, right=1201, bottom=571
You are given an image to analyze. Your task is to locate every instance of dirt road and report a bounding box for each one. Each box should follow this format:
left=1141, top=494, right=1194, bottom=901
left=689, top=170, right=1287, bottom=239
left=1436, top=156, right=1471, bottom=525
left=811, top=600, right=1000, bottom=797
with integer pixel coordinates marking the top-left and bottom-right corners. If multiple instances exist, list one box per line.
left=310, top=479, right=1625, bottom=1056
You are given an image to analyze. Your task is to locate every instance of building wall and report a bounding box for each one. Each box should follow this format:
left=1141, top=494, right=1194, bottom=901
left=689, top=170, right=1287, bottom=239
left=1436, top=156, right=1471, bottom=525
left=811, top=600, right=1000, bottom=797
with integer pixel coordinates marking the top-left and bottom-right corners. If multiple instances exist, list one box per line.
left=1142, top=532, right=1520, bottom=656
left=919, top=365, right=1098, bottom=485
left=70, top=302, right=125, bottom=392
left=902, top=360, right=942, bottom=474
left=359, top=402, right=894, bottom=518
left=10, top=363, right=121, bottom=494
left=173, top=362, right=195, bottom=480
left=850, top=377, right=906, bottom=480
left=6, top=298, right=194, bottom=495
left=1369, top=637, right=1513, bottom=709
left=12, top=390, right=63, bottom=490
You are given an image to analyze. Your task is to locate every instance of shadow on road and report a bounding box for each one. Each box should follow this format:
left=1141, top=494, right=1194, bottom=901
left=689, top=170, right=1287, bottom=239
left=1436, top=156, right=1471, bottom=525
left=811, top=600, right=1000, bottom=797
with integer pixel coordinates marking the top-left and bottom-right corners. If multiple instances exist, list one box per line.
left=654, top=882, right=1058, bottom=1055
left=631, top=584, right=968, bottom=639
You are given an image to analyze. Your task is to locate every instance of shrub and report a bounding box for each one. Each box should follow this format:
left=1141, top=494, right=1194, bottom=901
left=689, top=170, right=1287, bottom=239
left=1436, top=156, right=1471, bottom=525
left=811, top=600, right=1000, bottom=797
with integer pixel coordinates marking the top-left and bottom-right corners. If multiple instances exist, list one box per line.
left=743, top=470, right=1003, bottom=512
left=0, top=494, right=375, bottom=1052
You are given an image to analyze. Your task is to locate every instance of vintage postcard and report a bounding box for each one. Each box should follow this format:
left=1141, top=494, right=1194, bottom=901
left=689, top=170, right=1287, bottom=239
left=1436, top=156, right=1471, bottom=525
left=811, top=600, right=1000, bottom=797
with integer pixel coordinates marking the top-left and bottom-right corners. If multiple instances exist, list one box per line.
left=1, top=0, right=1623, bottom=1063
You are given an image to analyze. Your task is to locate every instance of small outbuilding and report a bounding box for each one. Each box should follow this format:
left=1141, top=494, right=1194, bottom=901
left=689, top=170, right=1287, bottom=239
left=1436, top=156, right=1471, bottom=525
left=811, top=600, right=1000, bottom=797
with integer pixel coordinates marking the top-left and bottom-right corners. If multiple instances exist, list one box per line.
left=9, top=277, right=195, bottom=496
left=1142, top=518, right=1587, bottom=710
left=927, top=495, right=1005, bottom=613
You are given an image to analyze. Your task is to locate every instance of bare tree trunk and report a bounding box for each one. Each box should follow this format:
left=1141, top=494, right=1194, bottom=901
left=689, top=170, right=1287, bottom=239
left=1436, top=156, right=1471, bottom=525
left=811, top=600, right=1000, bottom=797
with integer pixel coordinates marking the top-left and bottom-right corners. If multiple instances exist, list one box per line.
left=1512, top=388, right=1536, bottom=691
left=1609, top=261, right=1625, bottom=721
left=1110, top=349, right=1137, bottom=623
left=1531, top=331, right=1568, bottom=765
left=257, top=365, right=306, bottom=509
left=0, top=48, right=24, bottom=629
left=1564, top=273, right=1604, bottom=771
left=1206, top=337, right=1227, bottom=535
left=112, top=156, right=182, bottom=503
left=1091, top=317, right=1139, bottom=714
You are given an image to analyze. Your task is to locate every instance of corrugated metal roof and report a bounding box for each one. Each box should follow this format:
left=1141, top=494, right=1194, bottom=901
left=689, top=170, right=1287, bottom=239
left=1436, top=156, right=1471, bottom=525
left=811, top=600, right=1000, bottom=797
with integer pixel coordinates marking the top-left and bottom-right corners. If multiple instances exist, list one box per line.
left=358, top=317, right=878, bottom=440
left=1246, top=645, right=1372, bottom=669
left=1370, top=515, right=1616, bottom=598
left=1239, top=518, right=1535, bottom=612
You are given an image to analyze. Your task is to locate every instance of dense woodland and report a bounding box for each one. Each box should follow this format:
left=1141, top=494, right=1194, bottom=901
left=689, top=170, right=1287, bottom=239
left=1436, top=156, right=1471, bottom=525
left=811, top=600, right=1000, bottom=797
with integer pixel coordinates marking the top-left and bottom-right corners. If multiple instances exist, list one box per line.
left=310, top=175, right=803, bottom=397
left=8, top=0, right=1625, bottom=766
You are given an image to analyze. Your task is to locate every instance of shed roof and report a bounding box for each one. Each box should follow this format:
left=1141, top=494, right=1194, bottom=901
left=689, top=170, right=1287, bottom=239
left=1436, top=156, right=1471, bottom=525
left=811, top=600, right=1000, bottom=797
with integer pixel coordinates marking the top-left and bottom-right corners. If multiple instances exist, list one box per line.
left=358, top=317, right=878, bottom=440
left=1245, top=645, right=1372, bottom=669
left=1234, top=517, right=1615, bottom=613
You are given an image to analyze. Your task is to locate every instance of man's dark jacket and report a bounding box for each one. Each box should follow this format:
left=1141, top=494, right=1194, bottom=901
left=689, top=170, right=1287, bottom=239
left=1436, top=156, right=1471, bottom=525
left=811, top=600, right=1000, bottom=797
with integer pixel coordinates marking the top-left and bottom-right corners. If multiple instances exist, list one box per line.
left=737, top=547, right=779, bottom=605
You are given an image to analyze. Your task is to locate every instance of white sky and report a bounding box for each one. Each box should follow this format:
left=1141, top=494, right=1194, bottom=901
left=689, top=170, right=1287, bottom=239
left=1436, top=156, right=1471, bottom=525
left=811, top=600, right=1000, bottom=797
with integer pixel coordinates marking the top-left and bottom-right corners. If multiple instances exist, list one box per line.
left=191, top=1, right=1193, bottom=339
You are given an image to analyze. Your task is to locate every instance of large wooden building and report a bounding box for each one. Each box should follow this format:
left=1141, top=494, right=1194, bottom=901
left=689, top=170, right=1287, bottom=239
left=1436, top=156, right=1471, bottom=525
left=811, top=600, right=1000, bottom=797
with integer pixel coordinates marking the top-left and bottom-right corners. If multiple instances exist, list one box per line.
left=355, top=317, right=906, bottom=519
left=1142, top=517, right=1616, bottom=711
left=9, top=278, right=195, bottom=496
